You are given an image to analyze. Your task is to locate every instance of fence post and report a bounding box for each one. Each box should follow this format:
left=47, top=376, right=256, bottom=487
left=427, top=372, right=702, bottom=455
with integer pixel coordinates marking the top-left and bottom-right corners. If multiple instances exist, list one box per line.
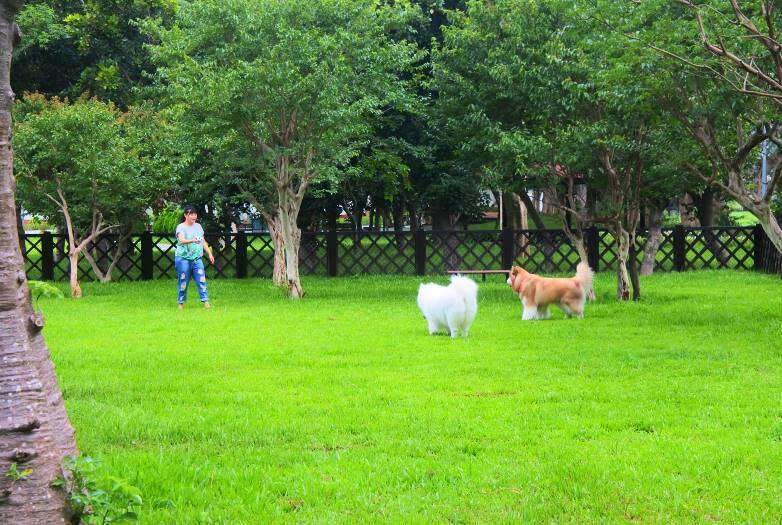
left=753, top=224, right=767, bottom=272
left=673, top=225, right=686, bottom=272
left=501, top=227, right=515, bottom=269
left=586, top=227, right=599, bottom=272
left=141, top=231, right=153, bottom=280
left=236, top=231, right=247, bottom=278
left=327, top=228, right=338, bottom=277
left=414, top=229, right=426, bottom=276
left=41, top=231, right=54, bottom=281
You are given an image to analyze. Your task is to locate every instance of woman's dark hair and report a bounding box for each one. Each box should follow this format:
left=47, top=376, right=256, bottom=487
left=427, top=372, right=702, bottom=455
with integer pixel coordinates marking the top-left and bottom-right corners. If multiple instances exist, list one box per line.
left=182, top=205, right=197, bottom=219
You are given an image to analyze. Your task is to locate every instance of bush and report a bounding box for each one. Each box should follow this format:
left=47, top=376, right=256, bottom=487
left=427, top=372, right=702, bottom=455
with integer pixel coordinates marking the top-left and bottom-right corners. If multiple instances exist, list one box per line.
left=152, top=204, right=182, bottom=233
left=727, top=201, right=760, bottom=227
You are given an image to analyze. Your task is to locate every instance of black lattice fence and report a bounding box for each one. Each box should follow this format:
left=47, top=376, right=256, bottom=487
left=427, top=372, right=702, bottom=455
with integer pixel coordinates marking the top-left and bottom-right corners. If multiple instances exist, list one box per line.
left=246, top=233, right=275, bottom=278
left=426, top=230, right=503, bottom=274
left=20, top=225, right=782, bottom=282
left=300, top=232, right=329, bottom=276
left=339, top=231, right=416, bottom=275
left=683, top=227, right=755, bottom=270
left=513, top=230, right=581, bottom=273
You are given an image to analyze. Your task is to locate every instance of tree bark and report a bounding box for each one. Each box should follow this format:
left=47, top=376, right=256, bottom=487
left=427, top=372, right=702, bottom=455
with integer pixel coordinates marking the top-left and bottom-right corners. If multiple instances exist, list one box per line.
left=431, top=209, right=462, bottom=270
left=613, top=225, right=632, bottom=301
left=503, top=192, right=523, bottom=230
left=629, top=239, right=641, bottom=301
left=0, top=3, right=78, bottom=522
left=276, top=152, right=305, bottom=299
left=83, top=234, right=129, bottom=283
left=262, top=211, right=286, bottom=286
left=67, top=253, right=81, bottom=298
left=693, top=188, right=732, bottom=266
left=517, top=190, right=547, bottom=230
left=758, top=209, right=782, bottom=254
left=278, top=204, right=303, bottom=298
left=640, top=207, right=663, bottom=276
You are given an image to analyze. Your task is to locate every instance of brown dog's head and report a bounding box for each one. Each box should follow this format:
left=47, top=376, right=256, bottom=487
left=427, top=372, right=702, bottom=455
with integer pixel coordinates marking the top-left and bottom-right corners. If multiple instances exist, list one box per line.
left=507, top=266, right=529, bottom=292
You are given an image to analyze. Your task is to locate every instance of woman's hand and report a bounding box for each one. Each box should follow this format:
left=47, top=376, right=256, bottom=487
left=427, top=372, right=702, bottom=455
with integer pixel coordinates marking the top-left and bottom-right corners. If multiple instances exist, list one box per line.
left=208, top=253, right=215, bottom=265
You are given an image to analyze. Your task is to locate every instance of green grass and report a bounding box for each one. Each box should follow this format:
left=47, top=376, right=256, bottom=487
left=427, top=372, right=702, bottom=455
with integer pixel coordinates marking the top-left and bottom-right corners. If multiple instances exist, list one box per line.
left=41, top=271, right=782, bottom=523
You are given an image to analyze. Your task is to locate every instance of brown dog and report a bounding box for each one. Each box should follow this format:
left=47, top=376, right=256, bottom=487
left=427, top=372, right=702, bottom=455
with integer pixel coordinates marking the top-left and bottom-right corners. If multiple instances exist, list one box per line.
left=507, top=262, right=593, bottom=320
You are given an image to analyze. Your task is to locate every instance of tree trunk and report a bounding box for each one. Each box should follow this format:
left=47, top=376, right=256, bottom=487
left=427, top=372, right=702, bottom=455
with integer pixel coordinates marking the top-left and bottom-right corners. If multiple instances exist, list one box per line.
left=640, top=208, right=663, bottom=276
left=517, top=191, right=547, bottom=230
left=431, top=210, right=462, bottom=270
left=262, top=212, right=286, bottom=286
left=278, top=192, right=303, bottom=299
left=503, top=192, right=523, bottom=230
left=514, top=193, right=528, bottom=230
left=758, top=209, right=782, bottom=255
left=613, top=225, right=631, bottom=301
left=392, top=199, right=404, bottom=233
left=629, top=238, right=641, bottom=301
left=512, top=193, right=530, bottom=258
left=68, top=252, right=82, bottom=298
left=83, top=234, right=128, bottom=283
left=0, top=4, right=78, bottom=522
left=694, top=188, right=731, bottom=266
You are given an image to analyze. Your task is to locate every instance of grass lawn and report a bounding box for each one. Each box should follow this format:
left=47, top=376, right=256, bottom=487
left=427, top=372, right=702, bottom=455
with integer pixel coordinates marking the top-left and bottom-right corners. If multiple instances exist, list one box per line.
left=41, top=271, right=782, bottom=523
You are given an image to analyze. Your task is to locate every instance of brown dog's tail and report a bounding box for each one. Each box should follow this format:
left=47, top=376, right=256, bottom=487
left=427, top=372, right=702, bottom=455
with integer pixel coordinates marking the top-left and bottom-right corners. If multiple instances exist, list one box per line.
left=575, top=262, right=594, bottom=300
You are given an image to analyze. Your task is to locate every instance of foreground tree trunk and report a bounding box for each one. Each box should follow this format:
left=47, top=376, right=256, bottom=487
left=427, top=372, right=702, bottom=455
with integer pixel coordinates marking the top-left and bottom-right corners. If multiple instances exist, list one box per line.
left=0, top=3, right=78, bottom=521
left=640, top=207, right=663, bottom=276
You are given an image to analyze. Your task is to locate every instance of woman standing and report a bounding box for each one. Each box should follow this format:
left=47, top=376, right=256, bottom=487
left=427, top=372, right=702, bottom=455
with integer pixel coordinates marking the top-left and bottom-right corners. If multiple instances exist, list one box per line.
left=175, top=205, right=215, bottom=309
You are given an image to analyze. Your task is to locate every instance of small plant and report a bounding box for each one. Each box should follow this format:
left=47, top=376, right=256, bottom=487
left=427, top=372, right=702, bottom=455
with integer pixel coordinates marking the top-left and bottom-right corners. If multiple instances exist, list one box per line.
left=661, top=210, right=681, bottom=227
left=6, top=463, right=32, bottom=483
left=53, top=456, right=142, bottom=524
left=27, top=280, right=64, bottom=311
left=726, top=200, right=760, bottom=227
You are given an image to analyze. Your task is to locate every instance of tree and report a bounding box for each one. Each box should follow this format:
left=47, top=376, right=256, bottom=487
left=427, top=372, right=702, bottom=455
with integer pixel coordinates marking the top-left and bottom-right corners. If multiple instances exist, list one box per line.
left=607, top=1, right=782, bottom=255
left=12, top=0, right=177, bottom=107
left=15, top=96, right=159, bottom=296
left=0, top=1, right=77, bottom=522
left=149, top=0, right=420, bottom=298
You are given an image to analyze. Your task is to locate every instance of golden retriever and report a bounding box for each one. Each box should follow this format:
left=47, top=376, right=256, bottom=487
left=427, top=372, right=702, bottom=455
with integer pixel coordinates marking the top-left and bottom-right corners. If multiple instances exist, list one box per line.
left=507, top=262, right=593, bottom=320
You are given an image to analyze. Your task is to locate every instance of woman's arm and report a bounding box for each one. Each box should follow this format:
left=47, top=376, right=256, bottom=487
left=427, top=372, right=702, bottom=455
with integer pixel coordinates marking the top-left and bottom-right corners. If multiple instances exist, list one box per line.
left=177, top=232, right=198, bottom=244
left=202, top=239, right=215, bottom=264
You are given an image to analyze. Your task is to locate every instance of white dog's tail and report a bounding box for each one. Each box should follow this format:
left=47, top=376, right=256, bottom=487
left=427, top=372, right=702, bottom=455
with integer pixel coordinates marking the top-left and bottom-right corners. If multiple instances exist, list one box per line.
left=449, top=274, right=478, bottom=303
left=574, top=262, right=594, bottom=300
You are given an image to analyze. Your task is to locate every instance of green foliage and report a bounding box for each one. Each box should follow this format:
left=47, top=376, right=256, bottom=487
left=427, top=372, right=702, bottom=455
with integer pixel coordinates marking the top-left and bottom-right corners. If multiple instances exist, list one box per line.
left=151, top=203, right=182, bottom=233
left=53, top=456, right=142, bottom=524
left=13, top=0, right=178, bottom=106
left=661, top=210, right=681, bottom=228
left=5, top=463, right=33, bottom=483
left=27, top=280, right=65, bottom=310
left=147, top=0, right=422, bottom=215
left=727, top=201, right=760, bottom=227
left=14, top=95, right=174, bottom=237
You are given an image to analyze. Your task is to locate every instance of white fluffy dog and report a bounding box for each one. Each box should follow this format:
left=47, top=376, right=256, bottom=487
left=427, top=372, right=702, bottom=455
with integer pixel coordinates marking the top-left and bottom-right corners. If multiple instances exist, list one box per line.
left=417, top=275, right=478, bottom=338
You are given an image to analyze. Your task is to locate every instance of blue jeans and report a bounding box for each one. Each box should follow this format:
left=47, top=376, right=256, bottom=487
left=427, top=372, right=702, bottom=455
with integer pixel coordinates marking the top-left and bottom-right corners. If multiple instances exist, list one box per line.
left=175, top=257, right=209, bottom=304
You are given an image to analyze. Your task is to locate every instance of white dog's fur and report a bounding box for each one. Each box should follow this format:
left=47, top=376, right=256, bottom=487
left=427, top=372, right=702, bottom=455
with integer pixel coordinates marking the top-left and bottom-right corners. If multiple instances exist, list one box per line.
left=417, top=275, right=478, bottom=338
